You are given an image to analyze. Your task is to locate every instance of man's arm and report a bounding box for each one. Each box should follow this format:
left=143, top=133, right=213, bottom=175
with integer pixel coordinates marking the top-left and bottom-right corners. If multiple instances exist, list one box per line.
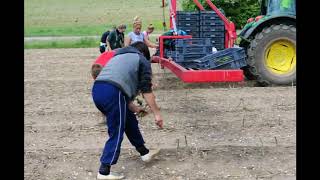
left=143, top=34, right=158, bottom=48
left=125, top=32, right=132, bottom=47
left=125, top=37, right=131, bottom=47
left=142, top=92, right=163, bottom=128
left=138, top=56, right=163, bottom=128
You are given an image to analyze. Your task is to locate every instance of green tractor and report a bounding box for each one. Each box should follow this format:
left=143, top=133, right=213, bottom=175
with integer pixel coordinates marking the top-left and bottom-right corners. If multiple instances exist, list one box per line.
left=239, top=0, right=296, bottom=86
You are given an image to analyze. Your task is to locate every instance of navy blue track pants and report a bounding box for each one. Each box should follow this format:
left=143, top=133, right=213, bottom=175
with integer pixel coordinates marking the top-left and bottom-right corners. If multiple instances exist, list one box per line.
left=92, top=81, right=145, bottom=165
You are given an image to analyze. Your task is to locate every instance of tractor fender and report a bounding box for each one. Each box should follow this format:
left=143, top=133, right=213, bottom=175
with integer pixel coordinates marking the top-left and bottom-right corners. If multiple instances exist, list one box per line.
left=240, top=15, right=296, bottom=40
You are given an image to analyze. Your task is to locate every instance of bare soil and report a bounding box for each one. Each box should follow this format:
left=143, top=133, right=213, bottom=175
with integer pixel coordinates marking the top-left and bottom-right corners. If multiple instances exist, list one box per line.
left=24, top=48, right=296, bottom=180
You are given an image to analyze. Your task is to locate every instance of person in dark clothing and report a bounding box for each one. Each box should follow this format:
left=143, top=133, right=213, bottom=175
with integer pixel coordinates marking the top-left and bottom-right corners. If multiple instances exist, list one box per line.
left=92, top=41, right=163, bottom=180
left=99, top=26, right=116, bottom=53
left=106, top=24, right=126, bottom=51
left=153, top=29, right=187, bottom=57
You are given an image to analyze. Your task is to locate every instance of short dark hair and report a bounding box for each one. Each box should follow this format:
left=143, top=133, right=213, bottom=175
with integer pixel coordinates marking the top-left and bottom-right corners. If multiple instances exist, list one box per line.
left=130, top=41, right=150, bottom=61
left=118, top=24, right=126, bottom=29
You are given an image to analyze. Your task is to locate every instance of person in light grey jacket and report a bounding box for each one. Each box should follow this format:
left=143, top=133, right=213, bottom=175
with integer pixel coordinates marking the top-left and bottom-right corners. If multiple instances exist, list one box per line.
left=92, top=41, right=163, bottom=180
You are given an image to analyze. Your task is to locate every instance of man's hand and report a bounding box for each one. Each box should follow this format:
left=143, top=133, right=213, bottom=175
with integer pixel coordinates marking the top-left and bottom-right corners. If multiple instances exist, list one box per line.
left=155, top=114, right=163, bottom=129
left=142, top=92, right=164, bottom=129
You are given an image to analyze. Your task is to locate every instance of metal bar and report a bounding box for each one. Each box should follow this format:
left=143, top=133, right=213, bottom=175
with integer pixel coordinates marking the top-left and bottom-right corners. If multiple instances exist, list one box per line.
left=193, top=0, right=205, bottom=10
left=169, top=0, right=177, bottom=30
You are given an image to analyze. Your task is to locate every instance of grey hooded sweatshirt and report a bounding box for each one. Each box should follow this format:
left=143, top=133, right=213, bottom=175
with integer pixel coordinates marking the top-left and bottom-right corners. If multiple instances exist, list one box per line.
left=95, top=46, right=152, bottom=100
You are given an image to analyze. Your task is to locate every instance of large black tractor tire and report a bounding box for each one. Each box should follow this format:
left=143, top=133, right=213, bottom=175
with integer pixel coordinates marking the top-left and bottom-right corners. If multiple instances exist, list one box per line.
left=247, top=24, right=296, bottom=86
left=239, top=40, right=257, bottom=80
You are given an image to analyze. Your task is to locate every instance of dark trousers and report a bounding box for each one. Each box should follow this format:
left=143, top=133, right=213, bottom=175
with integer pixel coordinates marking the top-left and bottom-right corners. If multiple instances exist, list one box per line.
left=92, top=81, right=145, bottom=165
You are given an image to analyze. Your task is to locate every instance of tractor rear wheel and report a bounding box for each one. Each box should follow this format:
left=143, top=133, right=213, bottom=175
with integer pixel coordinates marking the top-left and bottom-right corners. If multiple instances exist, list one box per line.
left=246, top=24, right=296, bottom=86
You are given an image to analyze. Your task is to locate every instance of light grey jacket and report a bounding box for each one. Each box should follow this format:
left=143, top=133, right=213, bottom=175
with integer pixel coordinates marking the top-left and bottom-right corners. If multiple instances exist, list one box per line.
left=95, top=46, right=152, bottom=100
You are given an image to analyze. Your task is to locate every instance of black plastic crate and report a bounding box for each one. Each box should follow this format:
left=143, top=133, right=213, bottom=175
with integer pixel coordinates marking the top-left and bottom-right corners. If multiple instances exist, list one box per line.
left=199, top=11, right=219, bottom=15
left=176, top=11, right=200, bottom=21
left=175, top=38, right=212, bottom=47
left=200, top=25, right=225, bottom=32
left=166, top=50, right=209, bottom=63
left=210, top=37, right=225, bottom=44
left=200, top=31, right=225, bottom=38
left=177, top=16, right=199, bottom=21
left=171, top=53, right=207, bottom=63
left=186, top=31, right=200, bottom=38
left=200, top=20, right=224, bottom=26
left=193, top=47, right=247, bottom=69
left=176, top=20, right=200, bottom=27
left=200, top=11, right=220, bottom=20
left=177, top=25, right=199, bottom=32
left=175, top=46, right=212, bottom=54
left=177, top=11, right=199, bottom=15
left=212, top=58, right=247, bottom=70
left=180, top=29, right=200, bottom=38
left=201, top=15, right=221, bottom=21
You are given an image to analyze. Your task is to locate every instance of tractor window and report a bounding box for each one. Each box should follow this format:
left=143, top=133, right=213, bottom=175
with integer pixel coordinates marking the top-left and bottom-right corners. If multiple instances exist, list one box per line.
left=260, top=0, right=267, bottom=15
left=267, top=0, right=296, bottom=16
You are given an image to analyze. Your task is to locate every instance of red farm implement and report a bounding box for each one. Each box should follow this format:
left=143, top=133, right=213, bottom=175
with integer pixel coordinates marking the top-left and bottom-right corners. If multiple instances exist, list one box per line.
left=151, top=0, right=244, bottom=83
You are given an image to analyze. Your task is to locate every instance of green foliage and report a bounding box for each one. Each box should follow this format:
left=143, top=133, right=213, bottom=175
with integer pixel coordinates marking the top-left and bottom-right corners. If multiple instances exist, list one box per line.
left=181, top=0, right=260, bottom=28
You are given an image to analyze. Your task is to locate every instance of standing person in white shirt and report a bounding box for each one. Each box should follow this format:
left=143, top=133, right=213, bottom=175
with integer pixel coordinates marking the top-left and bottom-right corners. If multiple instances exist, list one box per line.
left=125, top=16, right=158, bottom=48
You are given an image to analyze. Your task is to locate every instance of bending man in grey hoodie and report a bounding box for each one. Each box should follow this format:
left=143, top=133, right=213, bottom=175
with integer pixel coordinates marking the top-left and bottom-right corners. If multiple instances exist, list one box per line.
left=92, top=41, right=163, bottom=180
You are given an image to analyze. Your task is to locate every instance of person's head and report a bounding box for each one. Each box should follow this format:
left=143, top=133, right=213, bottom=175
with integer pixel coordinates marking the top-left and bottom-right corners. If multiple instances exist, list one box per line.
left=130, top=41, right=150, bottom=61
left=91, top=64, right=103, bottom=79
left=117, top=24, right=126, bottom=33
left=146, top=24, right=154, bottom=34
left=133, top=16, right=142, bottom=34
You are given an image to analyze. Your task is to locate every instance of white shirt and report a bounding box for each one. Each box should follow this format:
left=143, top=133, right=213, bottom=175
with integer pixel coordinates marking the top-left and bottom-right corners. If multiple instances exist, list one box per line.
left=128, top=32, right=144, bottom=44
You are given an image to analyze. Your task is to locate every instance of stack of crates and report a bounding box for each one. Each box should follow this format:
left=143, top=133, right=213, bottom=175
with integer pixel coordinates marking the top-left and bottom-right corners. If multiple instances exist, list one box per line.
left=167, top=38, right=213, bottom=64
left=175, top=11, right=225, bottom=50
left=176, top=11, right=200, bottom=38
left=199, top=11, right=225, bottom=50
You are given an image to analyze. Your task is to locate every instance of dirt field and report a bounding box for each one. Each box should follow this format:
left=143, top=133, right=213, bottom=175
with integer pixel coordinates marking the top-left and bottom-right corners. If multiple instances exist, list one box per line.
left=24, top=48, right=296, bottom=180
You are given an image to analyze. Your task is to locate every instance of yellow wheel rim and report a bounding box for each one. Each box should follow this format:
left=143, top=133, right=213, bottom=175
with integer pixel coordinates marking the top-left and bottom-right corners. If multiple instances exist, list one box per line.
left=264, top=39, right=296, bottom=75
